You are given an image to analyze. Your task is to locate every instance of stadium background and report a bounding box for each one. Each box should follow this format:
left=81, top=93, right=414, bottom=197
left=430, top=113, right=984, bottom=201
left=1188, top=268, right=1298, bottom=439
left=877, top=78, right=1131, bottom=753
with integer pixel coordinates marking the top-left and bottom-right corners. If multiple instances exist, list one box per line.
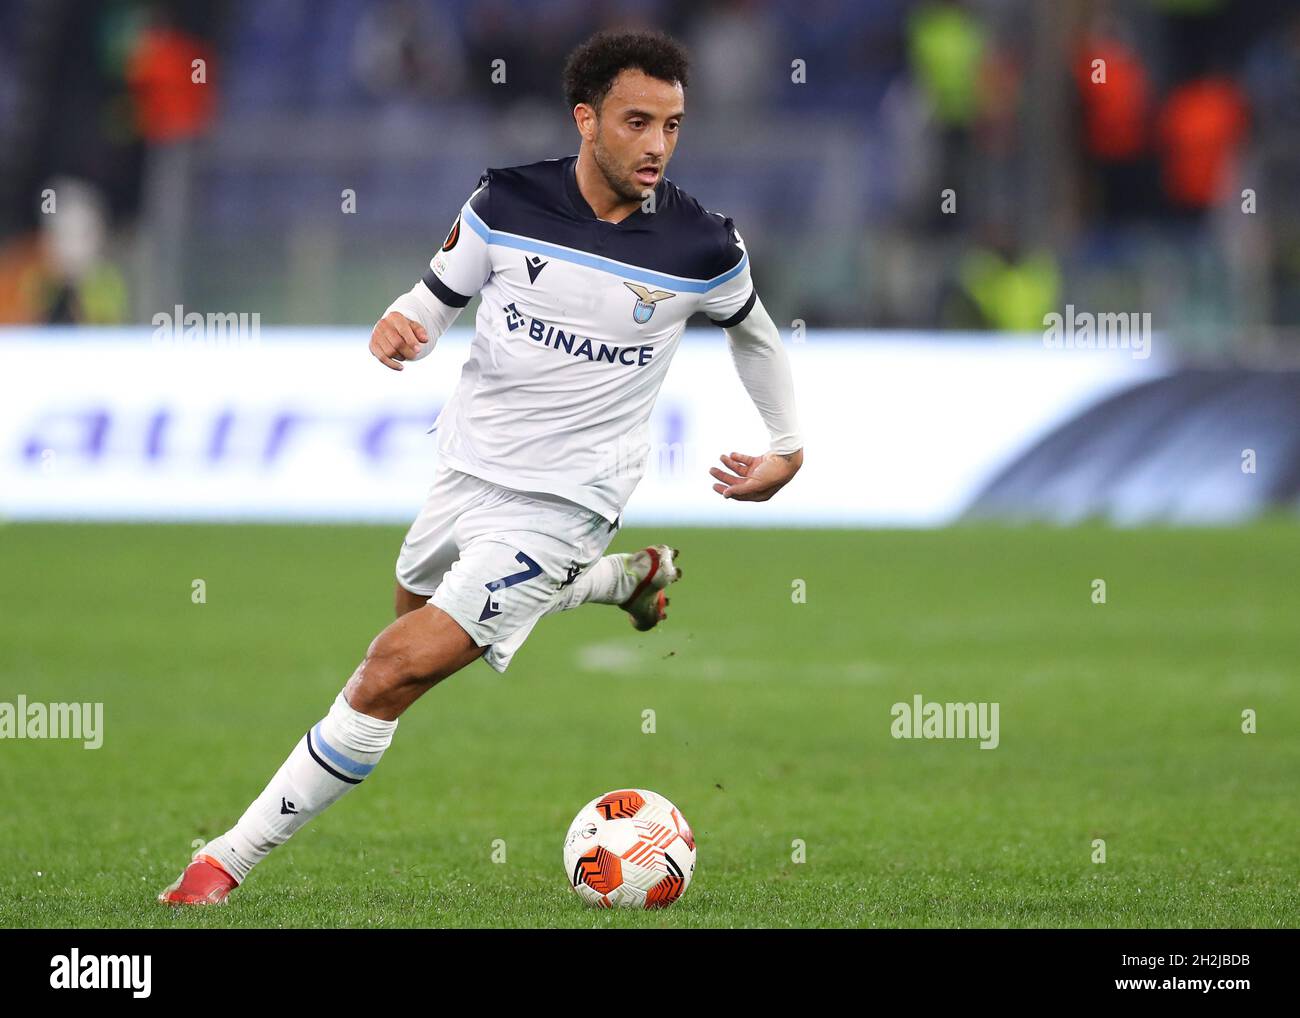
left=1, top=0, right=1297, bottom=928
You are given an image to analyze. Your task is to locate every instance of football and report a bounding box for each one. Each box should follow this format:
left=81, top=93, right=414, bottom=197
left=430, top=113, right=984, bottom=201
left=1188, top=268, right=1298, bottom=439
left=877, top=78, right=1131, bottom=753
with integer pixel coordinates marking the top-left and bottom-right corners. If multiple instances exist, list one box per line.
left=563, top=789, right=696, bottom=909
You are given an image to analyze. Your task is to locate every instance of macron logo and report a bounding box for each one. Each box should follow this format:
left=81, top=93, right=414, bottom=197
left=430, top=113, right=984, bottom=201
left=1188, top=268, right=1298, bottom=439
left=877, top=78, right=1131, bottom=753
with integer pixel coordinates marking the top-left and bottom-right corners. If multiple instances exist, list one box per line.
left=525, top=255, right=548, bottom=283
left=50, top=949, right=151, bottom=998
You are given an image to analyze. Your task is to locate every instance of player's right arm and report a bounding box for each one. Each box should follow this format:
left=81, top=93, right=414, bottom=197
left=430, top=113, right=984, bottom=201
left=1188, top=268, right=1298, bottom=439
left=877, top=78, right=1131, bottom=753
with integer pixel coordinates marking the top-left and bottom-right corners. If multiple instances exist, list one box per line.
left=369, top=178, right=492, bottom=371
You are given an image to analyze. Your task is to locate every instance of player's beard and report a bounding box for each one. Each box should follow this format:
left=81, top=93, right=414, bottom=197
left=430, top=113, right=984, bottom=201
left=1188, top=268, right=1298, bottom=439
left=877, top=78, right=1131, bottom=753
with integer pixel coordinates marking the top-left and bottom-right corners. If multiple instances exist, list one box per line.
left=592, top=131, right=652, bottom=205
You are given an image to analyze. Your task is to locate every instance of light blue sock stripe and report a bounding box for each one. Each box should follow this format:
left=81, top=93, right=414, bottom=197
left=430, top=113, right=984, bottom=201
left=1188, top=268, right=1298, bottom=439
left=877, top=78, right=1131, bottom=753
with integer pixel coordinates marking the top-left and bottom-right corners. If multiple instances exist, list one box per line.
left=310, top=723, right=375, bottom=777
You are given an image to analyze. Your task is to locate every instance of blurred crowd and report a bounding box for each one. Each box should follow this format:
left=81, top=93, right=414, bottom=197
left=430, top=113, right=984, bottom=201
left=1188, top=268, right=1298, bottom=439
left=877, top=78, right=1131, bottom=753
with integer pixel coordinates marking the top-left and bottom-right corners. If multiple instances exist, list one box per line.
left=2, top=0, right=1300, bottom=356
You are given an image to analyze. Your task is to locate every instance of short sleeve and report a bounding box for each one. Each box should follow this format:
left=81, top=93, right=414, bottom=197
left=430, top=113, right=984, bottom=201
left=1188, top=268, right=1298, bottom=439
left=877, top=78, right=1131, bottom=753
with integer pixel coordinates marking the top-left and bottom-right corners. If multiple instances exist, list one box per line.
left=700, top=221, right=757, bottom=328
left=421, top=177, right=492, bottom=308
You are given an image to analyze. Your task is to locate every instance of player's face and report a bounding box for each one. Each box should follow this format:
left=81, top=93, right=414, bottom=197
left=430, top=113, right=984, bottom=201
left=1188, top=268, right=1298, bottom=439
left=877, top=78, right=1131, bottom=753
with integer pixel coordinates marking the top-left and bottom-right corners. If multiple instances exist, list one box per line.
left=591, top=69, right=684, bottom=204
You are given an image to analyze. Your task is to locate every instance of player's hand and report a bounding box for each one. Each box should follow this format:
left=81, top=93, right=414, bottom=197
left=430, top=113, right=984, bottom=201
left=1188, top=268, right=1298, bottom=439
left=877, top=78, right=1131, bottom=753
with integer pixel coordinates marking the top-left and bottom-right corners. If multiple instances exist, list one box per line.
left=709, top=449, right=803, bottom=502
left=369, top=312, right=428, bottom=371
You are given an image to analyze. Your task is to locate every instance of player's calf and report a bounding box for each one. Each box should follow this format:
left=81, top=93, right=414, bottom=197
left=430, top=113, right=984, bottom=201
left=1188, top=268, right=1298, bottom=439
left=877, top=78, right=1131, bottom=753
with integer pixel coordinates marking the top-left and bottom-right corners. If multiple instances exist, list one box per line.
left=159, top=605, right=482, bottom=905
left=161, top=690, right=399, bottom=904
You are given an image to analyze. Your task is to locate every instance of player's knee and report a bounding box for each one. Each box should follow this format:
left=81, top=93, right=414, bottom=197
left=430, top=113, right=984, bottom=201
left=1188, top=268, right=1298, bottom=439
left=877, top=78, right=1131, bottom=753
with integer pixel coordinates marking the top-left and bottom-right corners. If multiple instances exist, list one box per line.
left=358, top=630, right=429, bottom=692
left=346, top=606, right=481, bottom=716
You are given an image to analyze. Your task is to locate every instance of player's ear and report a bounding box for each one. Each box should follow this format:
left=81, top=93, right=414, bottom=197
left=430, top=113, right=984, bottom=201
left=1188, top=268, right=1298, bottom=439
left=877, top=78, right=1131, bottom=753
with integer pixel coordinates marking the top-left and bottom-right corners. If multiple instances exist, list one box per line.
left=573, top=103, right=597, bottom=141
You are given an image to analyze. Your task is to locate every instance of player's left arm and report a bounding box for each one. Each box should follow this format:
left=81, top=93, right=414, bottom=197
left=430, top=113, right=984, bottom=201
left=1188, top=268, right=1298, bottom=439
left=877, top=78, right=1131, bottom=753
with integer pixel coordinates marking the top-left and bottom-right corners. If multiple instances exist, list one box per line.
left=700, top=224, right=803, bottom=502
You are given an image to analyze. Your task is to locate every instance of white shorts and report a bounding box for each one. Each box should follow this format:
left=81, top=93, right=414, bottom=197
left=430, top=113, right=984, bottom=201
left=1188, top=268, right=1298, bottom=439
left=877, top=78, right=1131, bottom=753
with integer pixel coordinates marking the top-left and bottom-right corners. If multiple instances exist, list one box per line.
left=395, top=461, right=619, bottom=672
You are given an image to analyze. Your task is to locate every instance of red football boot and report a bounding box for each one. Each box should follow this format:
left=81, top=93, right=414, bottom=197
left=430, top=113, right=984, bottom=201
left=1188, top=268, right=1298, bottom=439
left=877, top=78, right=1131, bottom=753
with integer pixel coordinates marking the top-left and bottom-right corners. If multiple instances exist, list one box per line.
left=619, top=545, right=681, bottom=632
left=158, top=854, right=238, bottom=906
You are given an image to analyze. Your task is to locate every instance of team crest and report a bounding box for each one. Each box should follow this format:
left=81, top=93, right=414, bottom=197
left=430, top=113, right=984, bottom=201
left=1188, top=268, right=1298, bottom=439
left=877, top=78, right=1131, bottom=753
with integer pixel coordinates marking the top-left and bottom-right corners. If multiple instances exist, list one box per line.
left=623, top=282, right=675, bottom=324
left=441, top=214, right=461, bottom=252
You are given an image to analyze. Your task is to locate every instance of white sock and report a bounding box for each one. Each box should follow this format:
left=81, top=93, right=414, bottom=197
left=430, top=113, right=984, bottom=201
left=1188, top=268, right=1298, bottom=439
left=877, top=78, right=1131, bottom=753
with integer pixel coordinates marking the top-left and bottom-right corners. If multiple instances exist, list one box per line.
left=549, top=553, right=639, bottom=613
left=202, top=692, right=397, bottom=884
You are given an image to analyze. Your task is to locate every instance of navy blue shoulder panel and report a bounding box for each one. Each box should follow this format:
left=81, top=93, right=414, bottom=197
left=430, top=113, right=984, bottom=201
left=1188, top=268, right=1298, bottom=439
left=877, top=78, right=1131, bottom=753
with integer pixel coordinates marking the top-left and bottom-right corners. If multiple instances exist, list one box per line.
left=467, top=172, right=491, bottom=221
left=472, top=156, right=742, bottom=283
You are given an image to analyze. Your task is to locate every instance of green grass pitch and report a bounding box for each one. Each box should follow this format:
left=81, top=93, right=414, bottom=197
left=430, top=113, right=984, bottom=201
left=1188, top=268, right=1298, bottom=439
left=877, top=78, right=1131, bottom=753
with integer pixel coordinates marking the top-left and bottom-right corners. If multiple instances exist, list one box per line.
left=1, top=521, right=1297, bottom=928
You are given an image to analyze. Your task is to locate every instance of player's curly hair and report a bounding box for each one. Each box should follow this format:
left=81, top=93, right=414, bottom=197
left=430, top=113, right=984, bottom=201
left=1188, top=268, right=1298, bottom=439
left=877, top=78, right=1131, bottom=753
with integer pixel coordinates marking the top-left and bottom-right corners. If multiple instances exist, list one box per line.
left=562, top=29, right=689, bottom=114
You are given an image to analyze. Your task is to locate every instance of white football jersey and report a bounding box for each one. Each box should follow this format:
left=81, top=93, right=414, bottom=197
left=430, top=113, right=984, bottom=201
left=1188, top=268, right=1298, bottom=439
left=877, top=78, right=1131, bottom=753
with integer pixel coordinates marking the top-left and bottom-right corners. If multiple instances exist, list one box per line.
left=417, top=155, right=756, bottom=523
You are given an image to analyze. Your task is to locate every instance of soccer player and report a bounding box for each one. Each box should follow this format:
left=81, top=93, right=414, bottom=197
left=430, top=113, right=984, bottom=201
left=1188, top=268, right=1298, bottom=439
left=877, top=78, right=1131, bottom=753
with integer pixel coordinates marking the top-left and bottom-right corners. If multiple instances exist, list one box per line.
left=161, top=29, right=802, bottom=904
